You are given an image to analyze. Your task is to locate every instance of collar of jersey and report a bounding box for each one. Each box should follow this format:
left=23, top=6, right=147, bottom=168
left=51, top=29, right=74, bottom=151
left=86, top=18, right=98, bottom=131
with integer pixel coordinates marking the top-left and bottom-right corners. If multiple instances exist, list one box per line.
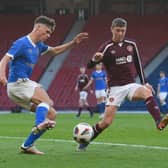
left=96, top=70, right=102, bottom=73
left=27, top=35, right=36, bottom=48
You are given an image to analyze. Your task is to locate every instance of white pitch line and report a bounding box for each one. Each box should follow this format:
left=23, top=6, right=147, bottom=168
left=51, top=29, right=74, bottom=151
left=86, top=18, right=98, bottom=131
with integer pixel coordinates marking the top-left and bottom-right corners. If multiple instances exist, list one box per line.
left=0, top=135, right=168, bottom=150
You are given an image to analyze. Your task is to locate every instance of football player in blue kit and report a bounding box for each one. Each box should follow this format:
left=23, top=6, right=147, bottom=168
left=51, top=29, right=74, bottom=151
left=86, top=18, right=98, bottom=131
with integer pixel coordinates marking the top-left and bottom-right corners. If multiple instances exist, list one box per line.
left=0, top=15, right=88, bottom=154
left=84, top=63, right=107, bottom=119
left=157, top=71, right=168, bottom=114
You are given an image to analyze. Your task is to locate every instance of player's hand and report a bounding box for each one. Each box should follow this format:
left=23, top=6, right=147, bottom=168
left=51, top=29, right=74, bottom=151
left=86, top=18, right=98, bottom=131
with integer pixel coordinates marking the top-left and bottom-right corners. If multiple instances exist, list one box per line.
left=0, top=75, right=7, bottom=86
left=73, top=32, right=88, bottom=44
left=93, top=52, right=103, bottom=62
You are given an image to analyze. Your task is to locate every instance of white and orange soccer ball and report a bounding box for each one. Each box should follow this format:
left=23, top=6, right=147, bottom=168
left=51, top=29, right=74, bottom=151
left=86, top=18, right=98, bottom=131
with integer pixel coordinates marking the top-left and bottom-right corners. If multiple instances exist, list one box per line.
left=73, top=123, right=94, bottom=143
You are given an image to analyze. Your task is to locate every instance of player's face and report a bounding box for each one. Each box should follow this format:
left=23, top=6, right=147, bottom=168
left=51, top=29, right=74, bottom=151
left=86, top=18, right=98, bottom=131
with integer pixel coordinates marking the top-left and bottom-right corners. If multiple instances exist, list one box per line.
left=111, top=26, right=126, bottom=42
left=80, top=67, right=85, bottom=74
left=160, top=72, right=165, bottom=78
left=96, top=63, right=102, bottom=71
left=37, top=24, right=53, bottom=41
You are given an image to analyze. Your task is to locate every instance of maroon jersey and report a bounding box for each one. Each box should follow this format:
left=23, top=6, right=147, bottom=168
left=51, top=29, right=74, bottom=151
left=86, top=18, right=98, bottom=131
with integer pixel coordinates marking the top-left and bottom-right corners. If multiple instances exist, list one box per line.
left=76, top=74, right=89, bottom=91
left=88, top=39, right=146, bottom=87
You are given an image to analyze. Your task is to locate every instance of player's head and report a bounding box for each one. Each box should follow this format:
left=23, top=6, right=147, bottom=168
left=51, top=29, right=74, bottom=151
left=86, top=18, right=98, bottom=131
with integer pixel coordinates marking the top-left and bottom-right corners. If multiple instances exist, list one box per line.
left=160, top=70, right=166, bottom=78
left=80, top=66, right=86, bottom=74
left=33, top=15, right=56, bottom=41
left=111, top=18, right=127, bottom=42
left=95, top=63, right=103, bottom=71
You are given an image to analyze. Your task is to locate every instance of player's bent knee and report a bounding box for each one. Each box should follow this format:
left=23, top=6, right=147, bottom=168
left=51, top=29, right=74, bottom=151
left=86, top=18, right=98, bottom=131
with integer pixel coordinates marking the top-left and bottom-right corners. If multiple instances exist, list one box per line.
left=47, top=107, right=57, bottom=120
left=48, top=99, right=54, bottom=106
left=145, top=89, right=153, bottom=98
left=140, top=87, right=153, bottom=99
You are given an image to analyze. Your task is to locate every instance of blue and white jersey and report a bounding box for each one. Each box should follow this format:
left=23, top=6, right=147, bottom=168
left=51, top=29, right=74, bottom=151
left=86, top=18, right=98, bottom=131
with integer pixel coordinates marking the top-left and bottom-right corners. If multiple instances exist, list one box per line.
left=7, top=35, right=49, bottom=82
left=91, top=70, right=107, bottom=90
left=158, top=77, right=168, bottom=92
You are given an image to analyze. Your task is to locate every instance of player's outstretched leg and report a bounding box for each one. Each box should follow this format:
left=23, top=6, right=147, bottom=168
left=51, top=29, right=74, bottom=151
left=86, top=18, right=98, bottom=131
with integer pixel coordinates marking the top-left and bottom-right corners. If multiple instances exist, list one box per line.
left=77, top=123, right=104, bottom=151
left=145, top=96, right=168, bottom=130
left=157, top=114, right=168, bottom=130
left=77, top=106, right=116, bottom=151
left=20, top=103, right=56, bottom=155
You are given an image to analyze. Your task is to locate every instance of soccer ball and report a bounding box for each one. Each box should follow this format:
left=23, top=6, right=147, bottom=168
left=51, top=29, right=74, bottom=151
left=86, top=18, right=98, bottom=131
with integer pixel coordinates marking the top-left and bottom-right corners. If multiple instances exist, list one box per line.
left=73, top=123, right=94, bottom=143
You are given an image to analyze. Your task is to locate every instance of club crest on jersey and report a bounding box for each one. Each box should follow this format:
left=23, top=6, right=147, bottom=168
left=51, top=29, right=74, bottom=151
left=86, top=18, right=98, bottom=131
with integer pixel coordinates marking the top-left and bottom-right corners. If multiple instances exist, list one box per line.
left=127, top=45, right=133, bottom=52
left=111, top=50, right=116, bottom=54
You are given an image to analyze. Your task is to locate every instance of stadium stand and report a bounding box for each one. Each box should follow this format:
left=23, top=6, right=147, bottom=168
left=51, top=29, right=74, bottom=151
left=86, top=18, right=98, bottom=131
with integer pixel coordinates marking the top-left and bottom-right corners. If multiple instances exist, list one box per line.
left=48, top=15, right=168, bottom=110
left=1, top=14, right=168, bottom=110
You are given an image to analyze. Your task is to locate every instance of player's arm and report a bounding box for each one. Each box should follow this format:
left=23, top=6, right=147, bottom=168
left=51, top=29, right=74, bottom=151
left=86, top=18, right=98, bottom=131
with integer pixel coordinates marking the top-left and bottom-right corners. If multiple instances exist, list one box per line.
left=83, top=79, right=93, bottom=90
left=0, top=55, right=11, bottom=86
left=133, top=44, right=147, bottom=85
left=87, top=52, right=103, bottom=69
left=45, top=32, right=88, bottom=57
left=75, top=76, right=79, bottom=91
left=133, top=44, right=155, bottom=92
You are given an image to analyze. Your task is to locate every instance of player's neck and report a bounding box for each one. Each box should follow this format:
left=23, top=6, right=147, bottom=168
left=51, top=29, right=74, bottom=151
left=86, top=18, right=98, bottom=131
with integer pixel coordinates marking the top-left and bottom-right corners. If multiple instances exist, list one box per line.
left=28, top=32, right=39, bottom=44
left=112, top=37, right=123, bottom=43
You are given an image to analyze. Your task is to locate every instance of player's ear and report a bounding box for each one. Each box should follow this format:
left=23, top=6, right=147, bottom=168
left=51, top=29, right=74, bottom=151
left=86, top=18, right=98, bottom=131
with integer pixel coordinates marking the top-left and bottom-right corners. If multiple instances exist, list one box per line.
left=35, top=23, right=41, bottom=31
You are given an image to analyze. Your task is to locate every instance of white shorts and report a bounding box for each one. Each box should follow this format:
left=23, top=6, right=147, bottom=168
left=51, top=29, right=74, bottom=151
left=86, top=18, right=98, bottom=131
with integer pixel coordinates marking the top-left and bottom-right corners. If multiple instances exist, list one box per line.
left=106, top=83, right=142, bottom=107
left=7, top=79, right=41, bottom=110
left=79, top=91, right=88, bottom=100
left=159, top=92, right=167, bottom=101
left=95, top=89, right=106, bottom=99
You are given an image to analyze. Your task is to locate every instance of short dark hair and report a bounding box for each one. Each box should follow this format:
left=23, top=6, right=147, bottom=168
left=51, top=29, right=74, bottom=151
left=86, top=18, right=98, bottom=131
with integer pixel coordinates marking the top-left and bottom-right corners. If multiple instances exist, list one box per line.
left=34, top=15, right=56, bottom=32
left=160, top=70, right=165, bottom=74
left=111, top=18, right=127, bottom=28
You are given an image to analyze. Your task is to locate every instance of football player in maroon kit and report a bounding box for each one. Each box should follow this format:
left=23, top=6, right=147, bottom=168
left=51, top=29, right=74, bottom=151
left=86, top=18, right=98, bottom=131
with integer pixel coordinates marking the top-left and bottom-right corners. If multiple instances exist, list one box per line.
left=75, top=66, right=94, bottom=118
left=77, top=17, right=168, bottom=151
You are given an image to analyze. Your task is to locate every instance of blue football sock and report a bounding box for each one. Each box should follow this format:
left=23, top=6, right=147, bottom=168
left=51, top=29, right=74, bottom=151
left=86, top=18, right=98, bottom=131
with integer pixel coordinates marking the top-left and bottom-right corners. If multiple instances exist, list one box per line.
left=35, top=103, right=49, bottom=126
left=23, top=103, right=50, bottom=148
left=23, top=130, right=46, bottom=148
left=99, top=102, right=105, bottom=114
left=96, top=103, right=101, bottom=113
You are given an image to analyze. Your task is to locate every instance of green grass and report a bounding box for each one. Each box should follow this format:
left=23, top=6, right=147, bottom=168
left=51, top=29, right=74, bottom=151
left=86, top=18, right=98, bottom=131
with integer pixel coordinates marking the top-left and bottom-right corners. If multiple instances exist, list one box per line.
left=0, top=112, right=168, bottom=168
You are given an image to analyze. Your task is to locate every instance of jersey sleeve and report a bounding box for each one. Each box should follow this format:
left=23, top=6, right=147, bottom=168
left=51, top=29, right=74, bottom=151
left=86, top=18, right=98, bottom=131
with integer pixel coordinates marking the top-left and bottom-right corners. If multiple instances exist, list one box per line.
left=91, top=72, right=95, bottom=80
left=97, top=41, right=107, bottom=53
left=132, top=43, right=147, bottom=84
left=6, top=40, right=23, bottom=59
left=103, top=70, right=107, bottom=78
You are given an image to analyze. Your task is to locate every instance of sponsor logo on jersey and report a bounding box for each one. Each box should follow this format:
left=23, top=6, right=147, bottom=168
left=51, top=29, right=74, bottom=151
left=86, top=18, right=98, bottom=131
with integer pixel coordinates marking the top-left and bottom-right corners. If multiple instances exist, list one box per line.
left=116, top=55, right=133, bottom=65
left=126, top=55, right=133, bottom=63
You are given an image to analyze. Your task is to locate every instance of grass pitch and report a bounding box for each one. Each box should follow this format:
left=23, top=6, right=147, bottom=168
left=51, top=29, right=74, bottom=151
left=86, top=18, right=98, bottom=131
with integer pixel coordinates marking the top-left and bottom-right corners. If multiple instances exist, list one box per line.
left=0, top=112, right=168, bottom=168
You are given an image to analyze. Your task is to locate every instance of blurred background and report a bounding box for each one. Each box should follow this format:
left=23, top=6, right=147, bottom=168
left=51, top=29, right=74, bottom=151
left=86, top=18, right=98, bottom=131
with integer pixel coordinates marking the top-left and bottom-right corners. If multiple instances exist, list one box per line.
left=0, top=0, right=168, bottom=112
